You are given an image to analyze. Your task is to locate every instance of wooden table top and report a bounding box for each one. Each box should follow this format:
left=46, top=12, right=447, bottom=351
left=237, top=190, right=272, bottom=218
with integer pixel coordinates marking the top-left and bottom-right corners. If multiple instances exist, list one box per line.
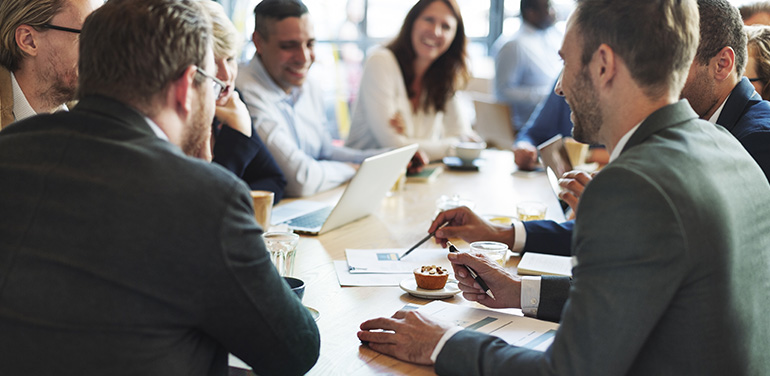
left=231, top=149, right=565, bottom=375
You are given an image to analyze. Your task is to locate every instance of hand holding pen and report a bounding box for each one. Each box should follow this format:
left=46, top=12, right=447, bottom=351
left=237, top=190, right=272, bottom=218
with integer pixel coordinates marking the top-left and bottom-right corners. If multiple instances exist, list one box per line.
left=446, top=242, right=523, bottom=309
left=447, top=242, right=495, bottom=300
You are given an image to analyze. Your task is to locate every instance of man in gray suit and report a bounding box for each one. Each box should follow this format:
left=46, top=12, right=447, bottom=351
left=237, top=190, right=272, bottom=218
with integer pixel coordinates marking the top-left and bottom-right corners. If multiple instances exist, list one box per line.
left=359, top=0, right=770, bottom=374
left=0, top=0, right=319, bottom=375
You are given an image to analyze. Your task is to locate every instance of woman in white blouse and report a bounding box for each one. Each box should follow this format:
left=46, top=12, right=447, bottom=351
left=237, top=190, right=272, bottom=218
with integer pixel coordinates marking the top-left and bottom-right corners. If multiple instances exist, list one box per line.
left=346, top=0, right=479, bottom=161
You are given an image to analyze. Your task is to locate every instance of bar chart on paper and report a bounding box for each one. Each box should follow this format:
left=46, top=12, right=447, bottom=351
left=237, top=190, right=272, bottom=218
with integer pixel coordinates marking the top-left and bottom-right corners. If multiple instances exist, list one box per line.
left=418, top=301, right=559, bottom=352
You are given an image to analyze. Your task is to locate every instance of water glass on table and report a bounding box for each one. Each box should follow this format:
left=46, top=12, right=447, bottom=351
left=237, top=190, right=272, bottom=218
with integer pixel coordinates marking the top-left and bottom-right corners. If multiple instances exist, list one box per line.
left=469, top=241, right=510, bottom=267
left=516, top=201, right=547, bottom=221
left=262, top=231, right=299, bottom=277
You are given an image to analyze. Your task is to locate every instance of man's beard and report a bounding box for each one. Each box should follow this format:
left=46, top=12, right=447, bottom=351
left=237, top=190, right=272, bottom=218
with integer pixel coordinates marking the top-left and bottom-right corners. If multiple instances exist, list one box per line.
left=570, top=67, right=603, bottom=145
left=40, top=54, right=77, bottom=108
left=181, top=92, right=214, bottom=157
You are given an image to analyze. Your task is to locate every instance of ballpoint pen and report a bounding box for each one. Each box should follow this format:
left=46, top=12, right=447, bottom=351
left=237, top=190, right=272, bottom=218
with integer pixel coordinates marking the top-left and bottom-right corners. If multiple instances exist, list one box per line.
left=398, top=222, right=449, bottom=260
left=447, top=241, right=496, bottom=300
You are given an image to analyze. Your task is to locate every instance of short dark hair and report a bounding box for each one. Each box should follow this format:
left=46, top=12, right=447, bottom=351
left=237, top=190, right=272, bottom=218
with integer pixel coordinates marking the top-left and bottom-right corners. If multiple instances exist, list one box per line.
left=77, top=0, right=211, bottom=114
left=696, top=0, right=748, bottom=76
left=520, top=0, right=545, bottom=12
left=253, top=0, right=309, bottom=40
left=575, top=0, right=700, bottom=99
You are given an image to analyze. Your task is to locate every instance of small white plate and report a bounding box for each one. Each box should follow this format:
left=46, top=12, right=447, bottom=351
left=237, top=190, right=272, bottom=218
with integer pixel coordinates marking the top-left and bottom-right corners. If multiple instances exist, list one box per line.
left=399, top=278, right=461, bottom=299
left=305, top=306, right=320, bottom=321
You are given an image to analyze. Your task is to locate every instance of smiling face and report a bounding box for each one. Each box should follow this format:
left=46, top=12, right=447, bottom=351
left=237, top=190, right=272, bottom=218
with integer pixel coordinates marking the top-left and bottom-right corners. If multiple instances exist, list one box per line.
left=410, top=1, right=457, bottom=67
left=254, top=14, right=315, bottom=93
left=555, top=17, right=603, bottom=145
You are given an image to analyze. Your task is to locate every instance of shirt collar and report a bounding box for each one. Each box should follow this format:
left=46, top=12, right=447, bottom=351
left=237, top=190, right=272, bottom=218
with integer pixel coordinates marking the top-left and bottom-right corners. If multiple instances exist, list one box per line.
left=143, top=116, right=169, bottom=141
left=609, top=121, right=644, bottom=162
left=10, top=72, right=68, bottom=122
left=707, top=93, right=729, bottom=124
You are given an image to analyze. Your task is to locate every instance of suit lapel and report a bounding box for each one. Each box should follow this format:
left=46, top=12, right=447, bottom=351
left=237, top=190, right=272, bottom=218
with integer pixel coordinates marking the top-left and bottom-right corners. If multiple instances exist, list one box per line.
left=621, top=100, right=699, bottom=155
left=716, top=77, right=761, bottom=132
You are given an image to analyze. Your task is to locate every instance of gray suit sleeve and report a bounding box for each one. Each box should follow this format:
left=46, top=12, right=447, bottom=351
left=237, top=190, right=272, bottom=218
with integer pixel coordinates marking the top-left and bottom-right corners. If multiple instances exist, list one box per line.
left=537, top=276, right=572, bottom=322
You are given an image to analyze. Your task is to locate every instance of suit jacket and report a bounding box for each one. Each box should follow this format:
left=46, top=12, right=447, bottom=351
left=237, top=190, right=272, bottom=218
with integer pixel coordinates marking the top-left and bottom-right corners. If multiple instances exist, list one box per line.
left=0, top=96, right=319, bottom=376
left=212, top=117, right=287, bottom=203
left=522, top=78, right=770, bottom=258
left=435, top=100, right=770, bottom=375
left=716, top=76, right=770, bottom=179
left=0, top=66, right=13, bottom=128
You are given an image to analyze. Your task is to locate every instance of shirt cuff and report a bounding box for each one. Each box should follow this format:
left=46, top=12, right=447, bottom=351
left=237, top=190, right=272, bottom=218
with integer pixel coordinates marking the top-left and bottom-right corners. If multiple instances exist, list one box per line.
left=520, top=276, right=542, bottom=317
left=430, top=326, right=464, bottom=363
left=512, top=220, right=527, bottom=253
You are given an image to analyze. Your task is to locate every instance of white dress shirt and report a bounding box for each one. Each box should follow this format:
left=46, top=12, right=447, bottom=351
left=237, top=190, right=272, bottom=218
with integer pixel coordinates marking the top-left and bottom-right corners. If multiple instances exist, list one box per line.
left=346, top=47, right=474, bottom=161
left=236, top=55, right=384, bottom=197
left=11, top=72, right=67, bottom=122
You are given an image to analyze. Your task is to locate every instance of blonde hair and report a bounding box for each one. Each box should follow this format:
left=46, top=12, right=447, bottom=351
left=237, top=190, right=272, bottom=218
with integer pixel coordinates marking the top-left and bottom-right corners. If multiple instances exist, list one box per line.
left=746, top=24, right=770, bottom=99
left=0, top=0, right=65, bottom=71
left=198, top=0, right=239, bottom=60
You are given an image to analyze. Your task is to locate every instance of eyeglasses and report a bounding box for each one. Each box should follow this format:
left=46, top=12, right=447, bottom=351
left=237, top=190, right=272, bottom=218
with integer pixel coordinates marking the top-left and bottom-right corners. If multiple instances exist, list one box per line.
left=748, top=77, right=764, bottom=83
left=40, top=23, right=81, bottom=34
left=195, top=67, right=227, bottom=101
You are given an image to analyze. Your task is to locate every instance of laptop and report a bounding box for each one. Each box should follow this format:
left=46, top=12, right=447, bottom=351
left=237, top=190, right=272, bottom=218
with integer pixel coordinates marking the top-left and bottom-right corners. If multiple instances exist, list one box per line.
left=271, top=144, right=419, bottom=235
left=473, top=97, right=515, bottom=149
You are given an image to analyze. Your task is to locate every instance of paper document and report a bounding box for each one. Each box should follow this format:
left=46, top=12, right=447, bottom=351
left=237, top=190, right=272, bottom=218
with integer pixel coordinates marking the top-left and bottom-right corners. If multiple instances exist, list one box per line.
left=418, top=301, right=559, bottom=352
left=517, top=252, right=574, bottom=277
left=334, top=261, right=409, bottom=286
left=345, top=248, right=453, bottom=274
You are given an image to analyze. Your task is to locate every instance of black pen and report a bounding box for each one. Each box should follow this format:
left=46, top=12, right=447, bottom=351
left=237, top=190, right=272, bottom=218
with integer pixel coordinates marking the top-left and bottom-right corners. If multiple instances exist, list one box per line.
left=398, top=222, right=449, bottom=260
left=447, top=241, right=496, bottom=300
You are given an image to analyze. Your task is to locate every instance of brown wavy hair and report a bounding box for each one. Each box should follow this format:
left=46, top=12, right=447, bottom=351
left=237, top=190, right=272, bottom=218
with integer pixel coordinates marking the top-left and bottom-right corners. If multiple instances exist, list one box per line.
left=387, top=0, right=469, bottom=113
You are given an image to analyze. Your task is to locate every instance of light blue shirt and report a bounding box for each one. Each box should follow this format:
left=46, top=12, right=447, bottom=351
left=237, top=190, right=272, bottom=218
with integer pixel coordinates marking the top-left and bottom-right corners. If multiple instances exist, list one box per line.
left=494, top=22, right=563, bottom=129
left=236, top=55, right=384, bottom=197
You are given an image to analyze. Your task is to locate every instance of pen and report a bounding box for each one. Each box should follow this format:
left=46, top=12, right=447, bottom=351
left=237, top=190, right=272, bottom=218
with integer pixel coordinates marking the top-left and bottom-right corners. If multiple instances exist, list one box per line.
left=447, top=241, right=496, bottom=300
left=398, top=222, right=449, bottom=260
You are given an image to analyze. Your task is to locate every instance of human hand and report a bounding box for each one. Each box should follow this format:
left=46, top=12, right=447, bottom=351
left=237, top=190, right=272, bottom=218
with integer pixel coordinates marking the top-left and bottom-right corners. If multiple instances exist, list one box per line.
left=513, top=142, right=538, bottom=171
left=358, top=310, right=454, bottom=365
left=389, top=112, right=406, bottom=135
left=558, top=170, right=594, bottom=214
left=448, top=251, right=521, bottom=309
left=215, top=94, right=252, bottom=137
left=407, top=150, right=429, bottom=174
left=428, top=206, right=514, bottom=248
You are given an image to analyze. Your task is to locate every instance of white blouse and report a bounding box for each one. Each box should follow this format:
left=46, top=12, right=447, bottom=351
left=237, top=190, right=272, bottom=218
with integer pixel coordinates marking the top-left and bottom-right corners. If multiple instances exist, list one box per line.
left=346, top=47, right=474, bottom=161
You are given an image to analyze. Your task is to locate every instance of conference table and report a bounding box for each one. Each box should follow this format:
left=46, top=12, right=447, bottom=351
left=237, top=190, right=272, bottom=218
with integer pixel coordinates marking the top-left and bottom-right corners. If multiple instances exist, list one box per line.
left=229, top=149, right=566, bottom=375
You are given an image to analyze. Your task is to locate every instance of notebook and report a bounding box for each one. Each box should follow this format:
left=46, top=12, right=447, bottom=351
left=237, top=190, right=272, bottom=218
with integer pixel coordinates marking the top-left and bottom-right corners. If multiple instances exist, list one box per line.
left=271, top=144, right=419, bottom=235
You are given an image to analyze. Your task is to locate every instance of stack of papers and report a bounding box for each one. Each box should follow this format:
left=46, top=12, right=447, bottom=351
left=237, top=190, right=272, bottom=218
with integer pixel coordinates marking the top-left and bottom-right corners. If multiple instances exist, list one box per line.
left=336, top=248, right=454, bottom=286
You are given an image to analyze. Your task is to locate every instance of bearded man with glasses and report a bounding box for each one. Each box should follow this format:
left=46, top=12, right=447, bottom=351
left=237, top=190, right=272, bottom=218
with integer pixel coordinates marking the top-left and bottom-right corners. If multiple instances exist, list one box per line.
left=0, top=0, right=102, bottom=128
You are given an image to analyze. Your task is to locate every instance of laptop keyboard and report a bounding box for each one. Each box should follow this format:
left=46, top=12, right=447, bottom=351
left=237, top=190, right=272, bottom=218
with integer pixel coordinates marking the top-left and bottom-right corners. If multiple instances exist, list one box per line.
left=287, top=206, right=334, bottom=229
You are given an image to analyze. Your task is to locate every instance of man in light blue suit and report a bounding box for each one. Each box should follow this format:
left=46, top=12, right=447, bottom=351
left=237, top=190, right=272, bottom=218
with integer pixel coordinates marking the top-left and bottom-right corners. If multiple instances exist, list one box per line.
left=358, top=0, right=770, bottom=374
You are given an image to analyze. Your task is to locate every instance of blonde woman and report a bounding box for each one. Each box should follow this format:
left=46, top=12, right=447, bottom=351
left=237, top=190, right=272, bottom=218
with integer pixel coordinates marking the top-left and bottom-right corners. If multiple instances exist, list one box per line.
left=199, top=1, right=286, bottom=202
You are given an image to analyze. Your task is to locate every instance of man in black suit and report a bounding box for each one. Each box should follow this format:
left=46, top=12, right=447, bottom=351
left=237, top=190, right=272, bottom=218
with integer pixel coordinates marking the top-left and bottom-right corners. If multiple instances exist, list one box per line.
left=0, top=0, right=319, bottom=375
left=359, top=0, right=770, bottom=374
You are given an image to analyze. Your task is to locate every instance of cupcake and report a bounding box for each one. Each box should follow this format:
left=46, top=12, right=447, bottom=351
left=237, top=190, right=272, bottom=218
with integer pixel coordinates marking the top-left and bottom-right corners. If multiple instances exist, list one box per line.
left=413, top=265, right=449, bottom=290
